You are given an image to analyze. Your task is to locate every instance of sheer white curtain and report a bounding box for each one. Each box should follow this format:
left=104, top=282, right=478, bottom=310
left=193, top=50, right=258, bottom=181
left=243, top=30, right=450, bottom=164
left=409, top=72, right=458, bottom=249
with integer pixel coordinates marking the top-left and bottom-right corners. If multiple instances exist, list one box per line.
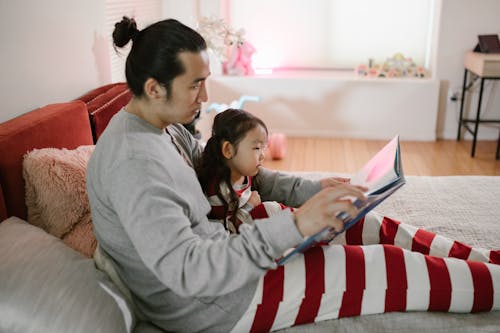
left=229, top=0, right=435, bottom=70
left=105, top=0, right=162, bottom=82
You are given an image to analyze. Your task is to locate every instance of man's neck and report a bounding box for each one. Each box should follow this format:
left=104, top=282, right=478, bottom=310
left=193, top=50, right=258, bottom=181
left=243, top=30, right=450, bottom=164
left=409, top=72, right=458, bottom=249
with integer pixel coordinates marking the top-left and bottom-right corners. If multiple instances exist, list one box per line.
left=125, top=97, right=169, bottom=130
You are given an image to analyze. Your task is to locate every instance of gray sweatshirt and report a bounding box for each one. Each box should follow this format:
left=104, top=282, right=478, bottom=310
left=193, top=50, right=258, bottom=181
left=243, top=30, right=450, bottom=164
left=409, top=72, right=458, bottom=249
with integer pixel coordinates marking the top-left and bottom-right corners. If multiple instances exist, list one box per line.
left=86, top=110, right=321, bottom=332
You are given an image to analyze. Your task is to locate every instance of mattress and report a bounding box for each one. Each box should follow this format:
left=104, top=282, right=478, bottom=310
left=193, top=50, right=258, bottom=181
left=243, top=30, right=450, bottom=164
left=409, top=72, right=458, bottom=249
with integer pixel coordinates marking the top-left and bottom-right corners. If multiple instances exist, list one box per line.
left=279, top=174, right=500, bottom=333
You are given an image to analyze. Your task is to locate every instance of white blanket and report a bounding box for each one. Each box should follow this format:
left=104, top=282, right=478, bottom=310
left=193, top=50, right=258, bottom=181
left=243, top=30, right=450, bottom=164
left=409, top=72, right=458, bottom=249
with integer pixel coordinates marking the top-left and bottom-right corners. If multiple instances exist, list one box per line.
left=279, top=175, right=500, bottom=333
left=295, top=174, right=500, bottom=249
left=376, top=175, right=500, bottom=249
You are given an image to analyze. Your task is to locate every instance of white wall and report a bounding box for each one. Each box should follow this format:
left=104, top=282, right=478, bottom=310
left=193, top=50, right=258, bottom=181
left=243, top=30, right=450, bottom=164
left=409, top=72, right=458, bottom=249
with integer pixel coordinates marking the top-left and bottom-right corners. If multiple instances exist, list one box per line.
left=188, top=0, right=500, bottom=141
left=198, top=74, right=439, bottom=141
left=1, top=0, right=499, bottom=141
left=0, top=0, right=109, bottom=122
left=436, top=0, right=500, bottom=140
left=162, top=0, right=199, bottom=28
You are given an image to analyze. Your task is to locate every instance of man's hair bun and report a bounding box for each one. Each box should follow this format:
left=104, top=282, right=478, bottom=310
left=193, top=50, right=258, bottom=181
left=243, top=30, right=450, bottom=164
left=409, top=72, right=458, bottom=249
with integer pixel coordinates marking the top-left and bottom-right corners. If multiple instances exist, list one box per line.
left=112, top=16, right=139, bottom=47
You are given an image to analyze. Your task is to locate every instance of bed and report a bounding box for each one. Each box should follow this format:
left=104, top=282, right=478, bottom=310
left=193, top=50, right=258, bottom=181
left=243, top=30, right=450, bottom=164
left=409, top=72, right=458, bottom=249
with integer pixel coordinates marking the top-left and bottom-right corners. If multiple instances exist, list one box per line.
left=0, top=86, right=498, bottom=333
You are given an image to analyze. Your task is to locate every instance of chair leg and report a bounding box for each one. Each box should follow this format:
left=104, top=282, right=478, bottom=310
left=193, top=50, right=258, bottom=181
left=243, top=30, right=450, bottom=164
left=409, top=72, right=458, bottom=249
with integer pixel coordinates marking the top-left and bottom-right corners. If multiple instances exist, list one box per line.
left=471, top=78, right=485, bottom=157
left=496, top=130, right=500, bottom=160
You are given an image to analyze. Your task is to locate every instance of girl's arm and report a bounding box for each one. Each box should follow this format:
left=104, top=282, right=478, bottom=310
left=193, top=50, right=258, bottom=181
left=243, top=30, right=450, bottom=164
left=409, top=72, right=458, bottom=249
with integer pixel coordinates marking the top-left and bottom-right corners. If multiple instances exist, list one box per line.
left=253, top=168, right=321, bottom=207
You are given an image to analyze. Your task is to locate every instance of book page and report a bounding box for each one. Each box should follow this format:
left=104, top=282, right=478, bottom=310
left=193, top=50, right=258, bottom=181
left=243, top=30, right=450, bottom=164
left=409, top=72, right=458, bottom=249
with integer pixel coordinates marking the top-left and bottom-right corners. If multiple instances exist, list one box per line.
left=349, top=136, right=399, bottom=194
left=277, top=135, right=404, bottom=266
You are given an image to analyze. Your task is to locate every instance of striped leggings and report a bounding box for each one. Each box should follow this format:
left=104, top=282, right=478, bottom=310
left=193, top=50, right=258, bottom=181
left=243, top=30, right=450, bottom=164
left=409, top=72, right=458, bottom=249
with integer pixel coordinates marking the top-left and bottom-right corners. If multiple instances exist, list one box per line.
left=231, top=212, right=500, bottom=333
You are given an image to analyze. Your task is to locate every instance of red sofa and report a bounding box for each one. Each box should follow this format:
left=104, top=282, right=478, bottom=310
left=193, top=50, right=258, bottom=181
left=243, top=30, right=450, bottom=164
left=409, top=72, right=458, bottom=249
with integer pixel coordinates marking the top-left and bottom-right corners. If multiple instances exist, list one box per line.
left=77, top=82, right=132, bottom=141
left=0, top=82, right=164, bottom=333
left=0, top=83, right=131, bottom=221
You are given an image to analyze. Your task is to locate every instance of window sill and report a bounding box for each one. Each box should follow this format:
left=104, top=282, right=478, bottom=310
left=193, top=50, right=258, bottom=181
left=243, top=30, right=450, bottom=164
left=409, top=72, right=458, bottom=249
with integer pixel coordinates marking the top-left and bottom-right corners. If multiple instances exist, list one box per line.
left=211, top=69, right=434, bottom=82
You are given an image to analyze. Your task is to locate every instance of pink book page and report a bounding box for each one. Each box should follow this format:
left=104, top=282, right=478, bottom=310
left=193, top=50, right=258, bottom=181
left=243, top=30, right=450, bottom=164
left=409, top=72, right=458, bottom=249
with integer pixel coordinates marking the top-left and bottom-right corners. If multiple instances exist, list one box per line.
left=350, top=136, right=399, bottom=193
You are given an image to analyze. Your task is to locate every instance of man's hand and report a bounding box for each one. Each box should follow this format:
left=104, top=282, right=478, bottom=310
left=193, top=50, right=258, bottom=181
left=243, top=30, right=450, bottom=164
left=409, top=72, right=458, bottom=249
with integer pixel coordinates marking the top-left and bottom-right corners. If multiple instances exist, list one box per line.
left=293, top=183, right=366, bottom=237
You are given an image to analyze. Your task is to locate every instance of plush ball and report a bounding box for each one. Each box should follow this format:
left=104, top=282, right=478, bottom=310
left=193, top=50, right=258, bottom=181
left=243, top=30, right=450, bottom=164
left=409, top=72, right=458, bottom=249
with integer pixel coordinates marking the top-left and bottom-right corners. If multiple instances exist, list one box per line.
left=268, top=133, right=287, bottom=160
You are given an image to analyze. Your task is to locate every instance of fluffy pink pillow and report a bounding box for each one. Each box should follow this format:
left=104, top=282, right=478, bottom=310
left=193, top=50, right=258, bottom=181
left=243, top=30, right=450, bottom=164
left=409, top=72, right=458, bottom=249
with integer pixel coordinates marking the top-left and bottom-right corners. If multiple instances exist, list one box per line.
left=23, top=145, right=96, bottom=258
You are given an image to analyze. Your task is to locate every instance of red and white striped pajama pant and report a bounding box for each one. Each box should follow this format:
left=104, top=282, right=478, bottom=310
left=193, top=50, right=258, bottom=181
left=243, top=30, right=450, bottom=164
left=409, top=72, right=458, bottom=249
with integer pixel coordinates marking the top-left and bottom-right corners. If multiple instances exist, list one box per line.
left=231, top=211, right=500, bottom=333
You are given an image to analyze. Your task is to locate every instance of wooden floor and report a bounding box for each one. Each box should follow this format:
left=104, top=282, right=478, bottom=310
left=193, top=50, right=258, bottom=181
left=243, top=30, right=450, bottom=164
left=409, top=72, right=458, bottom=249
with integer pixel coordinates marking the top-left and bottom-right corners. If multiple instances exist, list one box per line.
left=262, top=137, right=500, bottom=176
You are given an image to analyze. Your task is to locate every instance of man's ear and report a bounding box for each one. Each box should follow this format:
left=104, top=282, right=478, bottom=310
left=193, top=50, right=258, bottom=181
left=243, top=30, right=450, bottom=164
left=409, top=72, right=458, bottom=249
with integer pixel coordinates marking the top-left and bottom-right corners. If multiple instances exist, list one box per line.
left=221, top=141, right=234, bottom=160
left=144, top=78, right=167, bottom=99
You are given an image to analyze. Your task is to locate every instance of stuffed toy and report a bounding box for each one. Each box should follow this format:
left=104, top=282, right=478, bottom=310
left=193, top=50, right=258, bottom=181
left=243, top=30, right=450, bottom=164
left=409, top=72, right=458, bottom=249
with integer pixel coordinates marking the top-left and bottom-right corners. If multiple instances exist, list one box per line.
left=223, top=29, right=256, bottom=76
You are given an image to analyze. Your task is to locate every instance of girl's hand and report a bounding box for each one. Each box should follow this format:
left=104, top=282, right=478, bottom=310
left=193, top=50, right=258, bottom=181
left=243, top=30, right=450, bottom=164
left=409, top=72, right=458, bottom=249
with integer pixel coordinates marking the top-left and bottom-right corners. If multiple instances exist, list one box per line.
left=320, top=176, right=350, bottom=189
left=248, top=191, right=261, bottom=208
left=293, top=183, right=367, bottom=237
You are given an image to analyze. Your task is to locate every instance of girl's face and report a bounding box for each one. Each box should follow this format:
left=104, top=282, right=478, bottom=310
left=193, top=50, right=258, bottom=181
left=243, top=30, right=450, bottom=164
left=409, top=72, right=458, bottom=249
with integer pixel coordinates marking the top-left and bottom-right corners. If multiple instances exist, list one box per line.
left=225, top=125, right=268, bottom=183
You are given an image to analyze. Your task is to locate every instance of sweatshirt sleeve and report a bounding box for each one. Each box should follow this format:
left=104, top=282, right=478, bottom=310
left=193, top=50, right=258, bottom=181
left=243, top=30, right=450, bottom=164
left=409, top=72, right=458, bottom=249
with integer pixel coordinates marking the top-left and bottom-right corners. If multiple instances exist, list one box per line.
left=107, top=157, right=303, bottom=298
left=253, top=167, right=322, bottom=207
left=167, top=124, right=204, bottom=167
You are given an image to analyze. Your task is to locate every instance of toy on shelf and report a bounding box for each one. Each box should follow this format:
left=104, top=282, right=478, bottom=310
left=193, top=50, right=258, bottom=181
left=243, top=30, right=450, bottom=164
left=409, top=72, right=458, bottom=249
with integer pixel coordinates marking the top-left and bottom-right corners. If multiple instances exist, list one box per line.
left=355, top=53, right=430, bottom=78
left=223, top=32, right=256, bottom=76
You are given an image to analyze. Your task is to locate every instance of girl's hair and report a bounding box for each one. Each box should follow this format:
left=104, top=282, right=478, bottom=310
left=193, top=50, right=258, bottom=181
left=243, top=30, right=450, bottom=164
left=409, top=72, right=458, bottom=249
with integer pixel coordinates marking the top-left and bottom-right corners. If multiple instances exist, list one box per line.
left=112, top=16, right=207, bottom=98
left=196, top=109, right=268, bottom=230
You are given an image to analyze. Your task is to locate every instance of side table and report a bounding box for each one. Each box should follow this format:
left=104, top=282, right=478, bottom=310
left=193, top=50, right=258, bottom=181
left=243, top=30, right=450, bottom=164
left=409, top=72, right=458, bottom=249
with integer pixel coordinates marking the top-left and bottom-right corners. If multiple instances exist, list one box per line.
left=457, top=51, right=500, bottom=159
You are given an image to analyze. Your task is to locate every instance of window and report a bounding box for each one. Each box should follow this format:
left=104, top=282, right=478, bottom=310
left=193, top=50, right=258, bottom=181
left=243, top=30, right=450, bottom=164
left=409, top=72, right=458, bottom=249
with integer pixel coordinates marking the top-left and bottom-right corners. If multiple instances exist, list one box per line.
left=228, top=0, right=436, bottom=70
left=105, top=0, right=162, bottom=82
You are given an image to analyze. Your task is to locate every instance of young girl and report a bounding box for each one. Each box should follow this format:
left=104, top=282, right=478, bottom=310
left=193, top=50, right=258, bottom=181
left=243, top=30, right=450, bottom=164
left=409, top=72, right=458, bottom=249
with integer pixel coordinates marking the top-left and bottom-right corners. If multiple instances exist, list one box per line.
left=196, top=108, right=296, bottom=233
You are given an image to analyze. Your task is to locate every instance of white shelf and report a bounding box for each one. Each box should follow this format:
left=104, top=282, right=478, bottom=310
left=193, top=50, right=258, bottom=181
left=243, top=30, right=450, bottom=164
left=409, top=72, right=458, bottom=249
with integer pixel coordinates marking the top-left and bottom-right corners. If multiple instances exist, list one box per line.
left=212, top=69, right=433, bottom=82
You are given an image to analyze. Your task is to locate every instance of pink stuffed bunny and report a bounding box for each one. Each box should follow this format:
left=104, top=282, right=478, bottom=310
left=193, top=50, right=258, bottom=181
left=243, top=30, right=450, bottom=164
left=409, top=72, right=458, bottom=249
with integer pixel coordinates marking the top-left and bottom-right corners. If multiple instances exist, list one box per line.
left=224, top=40, right=256, bottom=76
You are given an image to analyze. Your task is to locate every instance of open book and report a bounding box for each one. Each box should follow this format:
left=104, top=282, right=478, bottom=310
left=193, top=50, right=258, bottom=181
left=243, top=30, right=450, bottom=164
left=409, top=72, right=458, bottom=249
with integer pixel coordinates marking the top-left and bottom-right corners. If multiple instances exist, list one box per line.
left=278, top=135, right=405, bottom=265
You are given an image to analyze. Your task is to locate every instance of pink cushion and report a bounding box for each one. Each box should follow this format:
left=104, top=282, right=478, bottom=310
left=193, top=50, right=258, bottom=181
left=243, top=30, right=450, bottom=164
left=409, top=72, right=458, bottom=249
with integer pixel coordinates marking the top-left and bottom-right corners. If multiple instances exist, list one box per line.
left=23, top=145, right=96, bottom=258
left=0, top=101, right=93, bottom=220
